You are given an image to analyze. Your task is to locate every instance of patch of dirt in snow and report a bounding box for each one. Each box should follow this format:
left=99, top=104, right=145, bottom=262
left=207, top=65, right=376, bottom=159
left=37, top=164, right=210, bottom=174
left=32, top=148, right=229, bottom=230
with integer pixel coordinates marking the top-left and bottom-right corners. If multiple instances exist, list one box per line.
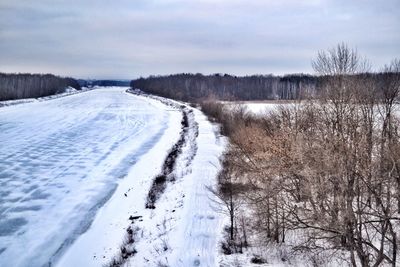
left=145, top=108, right=198, bottom=209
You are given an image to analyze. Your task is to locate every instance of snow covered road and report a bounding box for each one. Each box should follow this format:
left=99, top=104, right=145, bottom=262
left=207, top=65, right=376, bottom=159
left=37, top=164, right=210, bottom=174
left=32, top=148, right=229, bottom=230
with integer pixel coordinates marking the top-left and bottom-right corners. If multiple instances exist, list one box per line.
left=0, top=87, right=182, bottom=266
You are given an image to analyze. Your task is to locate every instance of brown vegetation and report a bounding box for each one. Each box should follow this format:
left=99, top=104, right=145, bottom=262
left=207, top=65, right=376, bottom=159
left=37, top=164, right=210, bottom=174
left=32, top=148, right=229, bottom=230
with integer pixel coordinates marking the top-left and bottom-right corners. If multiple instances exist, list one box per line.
left=202, top=44, right=400, bottom=266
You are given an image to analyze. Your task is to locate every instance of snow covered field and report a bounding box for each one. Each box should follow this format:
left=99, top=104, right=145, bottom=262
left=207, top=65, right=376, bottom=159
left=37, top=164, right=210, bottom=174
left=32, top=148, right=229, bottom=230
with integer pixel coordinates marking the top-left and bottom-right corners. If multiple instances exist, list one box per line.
left=0, top=86, right=226, bottom=267
left=223, top=101, right=286, bottom=116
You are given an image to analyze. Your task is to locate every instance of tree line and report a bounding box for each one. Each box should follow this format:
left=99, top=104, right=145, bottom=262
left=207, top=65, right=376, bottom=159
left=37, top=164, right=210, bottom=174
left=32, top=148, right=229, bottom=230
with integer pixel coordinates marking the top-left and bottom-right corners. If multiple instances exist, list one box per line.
left=0, top=73, right=81, bottom=101
left=131, top=73, right=318, bottom=101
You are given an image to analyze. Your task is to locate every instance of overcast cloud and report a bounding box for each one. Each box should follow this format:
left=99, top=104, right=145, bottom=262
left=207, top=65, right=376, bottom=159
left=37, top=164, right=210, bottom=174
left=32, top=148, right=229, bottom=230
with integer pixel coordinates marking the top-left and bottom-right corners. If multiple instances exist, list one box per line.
left=0, top=0, right=399, bottom=78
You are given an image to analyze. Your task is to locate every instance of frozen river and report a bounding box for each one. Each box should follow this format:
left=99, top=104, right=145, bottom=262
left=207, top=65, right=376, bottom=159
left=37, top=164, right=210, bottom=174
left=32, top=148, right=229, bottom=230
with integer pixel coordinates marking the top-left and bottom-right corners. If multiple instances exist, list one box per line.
left=0, top=87, right=176, bottom=266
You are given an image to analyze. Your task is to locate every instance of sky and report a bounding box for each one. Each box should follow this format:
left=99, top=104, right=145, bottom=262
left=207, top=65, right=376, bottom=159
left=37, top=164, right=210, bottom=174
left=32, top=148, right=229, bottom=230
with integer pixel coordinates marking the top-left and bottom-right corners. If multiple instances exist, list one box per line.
left=0, top=0, right=399, bottom=79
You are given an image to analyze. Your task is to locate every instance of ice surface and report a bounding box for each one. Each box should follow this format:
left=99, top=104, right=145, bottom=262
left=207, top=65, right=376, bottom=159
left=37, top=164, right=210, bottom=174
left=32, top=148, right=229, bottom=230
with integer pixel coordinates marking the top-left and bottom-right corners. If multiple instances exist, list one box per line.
left=0, top=87, right=180, bottom=267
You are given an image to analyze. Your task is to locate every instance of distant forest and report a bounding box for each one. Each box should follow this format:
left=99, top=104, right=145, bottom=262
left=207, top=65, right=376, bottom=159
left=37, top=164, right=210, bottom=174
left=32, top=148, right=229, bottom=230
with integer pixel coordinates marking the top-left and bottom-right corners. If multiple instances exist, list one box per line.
left=78, top=79, right=130, bottom=87
left=131, top=73, right=318, bottom=101
left=0, top=73, right=81, bottom=101
left=131, top=73, right=396, bottom=101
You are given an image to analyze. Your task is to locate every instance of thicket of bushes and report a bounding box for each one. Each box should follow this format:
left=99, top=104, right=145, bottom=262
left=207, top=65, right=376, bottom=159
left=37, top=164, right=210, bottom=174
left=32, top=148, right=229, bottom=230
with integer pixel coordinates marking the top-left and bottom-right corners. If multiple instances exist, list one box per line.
left=0, top=73, right=81, bottom=101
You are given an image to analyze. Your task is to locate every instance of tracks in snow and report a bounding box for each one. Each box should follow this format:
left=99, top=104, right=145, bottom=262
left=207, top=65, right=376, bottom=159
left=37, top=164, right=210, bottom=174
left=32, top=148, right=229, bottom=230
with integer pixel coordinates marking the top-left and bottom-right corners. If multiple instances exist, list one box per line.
left=105, top=90, right=199, bottom=266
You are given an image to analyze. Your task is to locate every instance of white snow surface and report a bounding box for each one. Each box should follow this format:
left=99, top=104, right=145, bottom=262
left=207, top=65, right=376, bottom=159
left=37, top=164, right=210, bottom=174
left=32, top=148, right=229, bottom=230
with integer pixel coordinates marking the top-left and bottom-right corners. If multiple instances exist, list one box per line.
left=170, top=110, right=226, bottom=267
left=122, top=106, right=227, bottom=267
left=0, top=87, right=185, bottom=266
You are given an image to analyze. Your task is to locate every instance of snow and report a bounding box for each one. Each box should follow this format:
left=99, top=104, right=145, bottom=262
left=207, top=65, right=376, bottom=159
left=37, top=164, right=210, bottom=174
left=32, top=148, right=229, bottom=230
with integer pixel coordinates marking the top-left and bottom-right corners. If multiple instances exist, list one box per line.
left=0, top=86, right=227, bottom=267
left=0, top=98, right=37, bottom=107
left=63, top=86, right=78, bottom=93
left=169, top=109, right=227, bottom=266
left=0, top=87, right=182, bottom=267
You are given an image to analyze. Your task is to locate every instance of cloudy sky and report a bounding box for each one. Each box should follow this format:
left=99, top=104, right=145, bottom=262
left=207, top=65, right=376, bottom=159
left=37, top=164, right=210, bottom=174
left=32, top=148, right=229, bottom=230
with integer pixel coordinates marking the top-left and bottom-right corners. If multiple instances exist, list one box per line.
left=0, top=0, right=399, bottom=79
